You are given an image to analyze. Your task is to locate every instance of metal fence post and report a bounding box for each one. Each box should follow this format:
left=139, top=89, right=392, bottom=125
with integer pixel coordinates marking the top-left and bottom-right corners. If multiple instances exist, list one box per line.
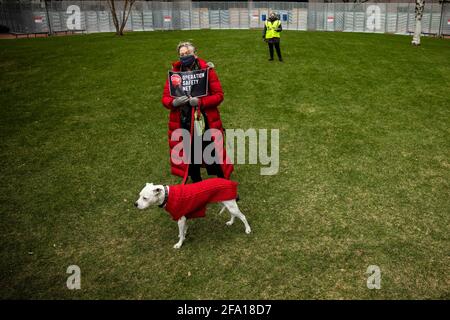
left=239, top=2, right=241, bottom=29
left=189, top=0, right=192, bottom=30
left=44, top=0, right=52, bottom=35
left=395, top=2, right=399, bottom=34
left=96, top=3, right=101, bottom=33
left=85, top=7, right=88, bottom=33
left=407, top=1, right=411, bottom=33
left=364, top=3, right=367, bottom=32
left=334, top=3, right=336, bottom=31
left=429, top=2, right=433, bottom=35
left=343, top=3, right=346, bottom=31
left=438, top=1, right=443, bottom=37
left=385, top=3, right=388, bottom=33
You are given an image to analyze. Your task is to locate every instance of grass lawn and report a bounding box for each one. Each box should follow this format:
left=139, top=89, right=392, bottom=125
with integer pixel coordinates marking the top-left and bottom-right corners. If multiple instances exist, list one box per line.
left=0, top=30, right=449, bottom=299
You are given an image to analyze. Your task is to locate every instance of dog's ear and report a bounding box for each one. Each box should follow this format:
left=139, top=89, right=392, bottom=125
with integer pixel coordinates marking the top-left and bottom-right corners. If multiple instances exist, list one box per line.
left=153, top=187, right=162, bottom=195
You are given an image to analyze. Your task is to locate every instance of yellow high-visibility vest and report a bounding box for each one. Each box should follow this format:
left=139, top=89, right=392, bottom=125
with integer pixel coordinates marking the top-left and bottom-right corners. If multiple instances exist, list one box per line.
left=265, top=20, right=281, bottom=39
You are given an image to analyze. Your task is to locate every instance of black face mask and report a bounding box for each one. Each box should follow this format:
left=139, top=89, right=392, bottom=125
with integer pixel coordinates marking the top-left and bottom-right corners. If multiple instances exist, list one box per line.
left=180, top=54, right=196, bottom=67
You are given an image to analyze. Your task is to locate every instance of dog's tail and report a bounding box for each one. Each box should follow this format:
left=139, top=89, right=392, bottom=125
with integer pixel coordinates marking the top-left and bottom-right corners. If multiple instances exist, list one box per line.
left=219, top=204, right=227, bottom=215
left=219, top=194, right=240, bottom=214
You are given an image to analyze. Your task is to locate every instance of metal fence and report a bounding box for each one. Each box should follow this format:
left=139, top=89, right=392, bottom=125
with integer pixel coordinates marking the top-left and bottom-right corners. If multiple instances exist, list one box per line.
left=0, top=1, right=449, bottom=36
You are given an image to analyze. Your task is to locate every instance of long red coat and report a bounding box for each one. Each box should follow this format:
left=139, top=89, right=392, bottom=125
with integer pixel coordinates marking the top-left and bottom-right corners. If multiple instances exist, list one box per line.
left=164, top=178, right=238, bottom=221
left=162, top=58, right=233, bottom=180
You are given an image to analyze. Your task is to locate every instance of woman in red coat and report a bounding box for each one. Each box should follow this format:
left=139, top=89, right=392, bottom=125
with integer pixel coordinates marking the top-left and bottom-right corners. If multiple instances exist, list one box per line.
left=162, top=42, right=233, bottom=182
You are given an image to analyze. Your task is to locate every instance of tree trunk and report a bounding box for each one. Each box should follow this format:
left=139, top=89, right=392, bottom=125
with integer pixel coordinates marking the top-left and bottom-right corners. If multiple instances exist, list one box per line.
left=412, top=0, right=425, bottom=46
left=107, top=0, right=135, bottom=36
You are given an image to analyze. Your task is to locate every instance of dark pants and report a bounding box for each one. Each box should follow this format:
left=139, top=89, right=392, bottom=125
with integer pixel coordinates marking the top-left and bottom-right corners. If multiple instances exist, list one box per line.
left=268, top=41, right=282, bottom=60
left=182, top=105, right=224, bottom=183
left=189, top=138, right=224, bottom=182
left=189, top=163, right=224, bottom=183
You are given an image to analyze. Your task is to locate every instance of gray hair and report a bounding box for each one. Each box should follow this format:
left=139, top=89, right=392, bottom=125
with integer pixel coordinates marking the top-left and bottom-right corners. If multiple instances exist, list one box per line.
left=269, top=12, right=278, bottom=19
left=177, top=41, right=196, bottom=55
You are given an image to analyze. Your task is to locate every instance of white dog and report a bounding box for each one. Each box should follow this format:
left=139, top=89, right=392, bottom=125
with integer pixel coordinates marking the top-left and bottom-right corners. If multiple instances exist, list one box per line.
left=135, top=179, right=251, bottom=249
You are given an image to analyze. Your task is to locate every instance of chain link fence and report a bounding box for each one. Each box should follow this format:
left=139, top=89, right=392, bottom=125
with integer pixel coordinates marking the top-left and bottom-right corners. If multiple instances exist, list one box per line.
left=0, top=1, right=448, bottom=36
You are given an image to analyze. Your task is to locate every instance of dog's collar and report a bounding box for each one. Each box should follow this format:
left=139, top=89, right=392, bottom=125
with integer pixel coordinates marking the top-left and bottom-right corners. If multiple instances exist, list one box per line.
left=158, top=185, right=169, bottom=208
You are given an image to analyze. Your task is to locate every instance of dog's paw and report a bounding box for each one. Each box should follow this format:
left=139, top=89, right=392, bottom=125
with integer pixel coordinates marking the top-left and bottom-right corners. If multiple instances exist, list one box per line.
left=173, top=242, right=183, bottom=249
left=245, top=227, right=252, bottom=234
left=226, top=220, right=234, bottom=226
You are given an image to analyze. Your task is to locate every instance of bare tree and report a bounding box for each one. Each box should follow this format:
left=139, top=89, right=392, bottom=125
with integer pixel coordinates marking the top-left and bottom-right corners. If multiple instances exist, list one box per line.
left=107, top=0, right=136, bottom=36
left=412, top=0, right=425, bottom=46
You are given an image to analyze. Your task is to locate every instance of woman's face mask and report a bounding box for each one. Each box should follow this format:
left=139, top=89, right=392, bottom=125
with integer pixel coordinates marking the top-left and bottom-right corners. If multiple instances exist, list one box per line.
left=180, top=54, right=196, bottom=67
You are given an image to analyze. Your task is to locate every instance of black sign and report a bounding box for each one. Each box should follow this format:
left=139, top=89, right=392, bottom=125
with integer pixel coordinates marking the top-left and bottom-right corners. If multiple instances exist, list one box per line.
left=168, top=69, right=209, bottom=97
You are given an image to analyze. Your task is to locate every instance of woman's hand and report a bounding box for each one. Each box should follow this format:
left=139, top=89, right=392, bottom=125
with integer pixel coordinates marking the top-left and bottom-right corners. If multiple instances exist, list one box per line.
left=189, top=97, right=199, bottom=107
left=172, top=96, right=189, bottom=107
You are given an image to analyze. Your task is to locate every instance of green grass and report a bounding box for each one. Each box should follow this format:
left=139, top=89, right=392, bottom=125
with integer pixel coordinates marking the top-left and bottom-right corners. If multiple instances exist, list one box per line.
left=0, top=30, right=449, bottom=299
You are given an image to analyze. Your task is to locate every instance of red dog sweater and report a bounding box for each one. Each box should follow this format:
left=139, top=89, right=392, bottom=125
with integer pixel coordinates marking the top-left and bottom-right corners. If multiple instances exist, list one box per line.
left=163, top=178, right=238, bottom=221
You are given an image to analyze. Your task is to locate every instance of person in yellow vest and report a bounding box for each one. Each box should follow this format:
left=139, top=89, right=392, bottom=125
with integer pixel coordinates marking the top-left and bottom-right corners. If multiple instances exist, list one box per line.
left=262, top=12, right=283, bottom=62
